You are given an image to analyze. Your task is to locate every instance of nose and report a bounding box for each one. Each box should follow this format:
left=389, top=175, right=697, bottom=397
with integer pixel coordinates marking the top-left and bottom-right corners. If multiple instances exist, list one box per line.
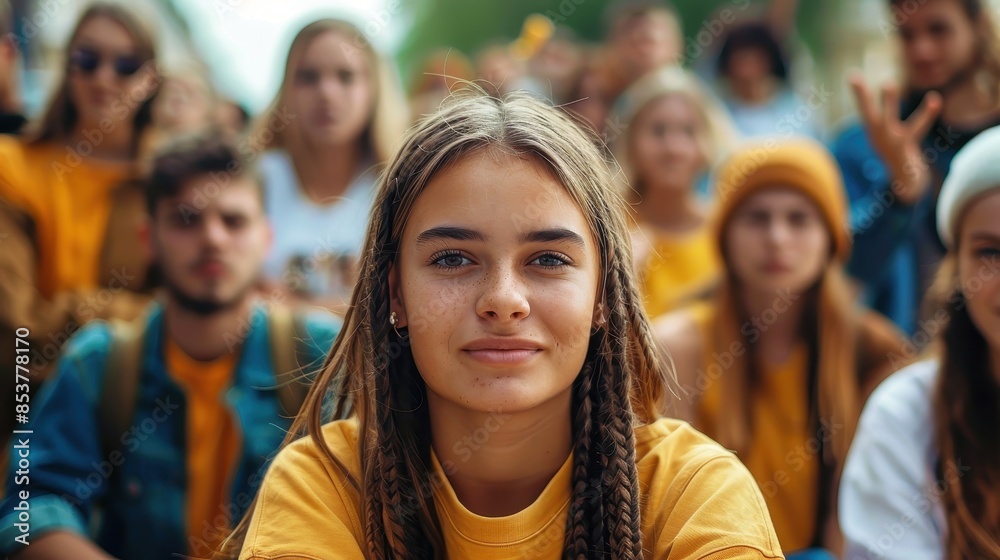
left=910, top=35, right=937, bottom=63
left=94, top=61, right=119, bottom=86
left=662, top=134, right=689, bottom=158
left=475, top=265, right=530, bottom=323
left=319, top=75, right=341, bottom=103
left=201, top=214, right=229, bottom=248
left=764, top=217, right=794, bottom=247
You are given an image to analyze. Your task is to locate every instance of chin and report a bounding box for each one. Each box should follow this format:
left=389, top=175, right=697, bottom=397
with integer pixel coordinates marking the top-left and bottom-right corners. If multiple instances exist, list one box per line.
left=305, top=128, right=348, bottom=146
left=436, top=374, right=568, bottom=415
left=76, top=107, right=113, bottom=126
left=910, top=73, right=950, bottom=92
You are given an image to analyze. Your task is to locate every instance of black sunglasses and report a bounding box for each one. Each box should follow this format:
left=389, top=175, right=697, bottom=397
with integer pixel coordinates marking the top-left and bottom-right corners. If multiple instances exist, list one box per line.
left=69, top=48, right=145, bottom=78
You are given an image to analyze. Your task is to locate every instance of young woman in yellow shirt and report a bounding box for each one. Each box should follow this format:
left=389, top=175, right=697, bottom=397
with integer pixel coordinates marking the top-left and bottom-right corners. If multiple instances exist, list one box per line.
left=612, top=66, right=737, bottom=320
left=224, top=89, right=784, bottom=559
left=654, top=139, right=909, bottom=557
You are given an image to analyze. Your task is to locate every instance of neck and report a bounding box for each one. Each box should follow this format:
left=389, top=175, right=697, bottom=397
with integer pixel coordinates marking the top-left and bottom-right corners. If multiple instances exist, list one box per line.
left=740, top=284, right=807, bottom=364
left=0, top=80, right=20, bottom=114
left=991, top=345, right=1000, bottom=388
left=638, top=186, right=702, bottom=232
left=428, top=388, right=573, bottom=517
left=290, top=139, right=363, bottom=203
left=163, top=295, right=255, bottom=361
left=68, top=122, right=136, bottom=162
left=939, top=78, right=1000, bottom=127
left=730, top=77, right=775, bottom=105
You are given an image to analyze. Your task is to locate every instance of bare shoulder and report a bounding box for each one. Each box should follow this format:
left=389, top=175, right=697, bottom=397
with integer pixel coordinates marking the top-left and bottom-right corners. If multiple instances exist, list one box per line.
left=651, top=307, right=707, bottom=421
left=652, top=307, right=705, bottom=369
left=630, top=226, right=655, bottom=270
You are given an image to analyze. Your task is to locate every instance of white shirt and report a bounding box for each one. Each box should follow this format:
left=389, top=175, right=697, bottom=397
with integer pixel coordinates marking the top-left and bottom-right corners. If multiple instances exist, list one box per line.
left=260, top=150, right=377, bottom=302
left=839, top=359, right=948, bottom=560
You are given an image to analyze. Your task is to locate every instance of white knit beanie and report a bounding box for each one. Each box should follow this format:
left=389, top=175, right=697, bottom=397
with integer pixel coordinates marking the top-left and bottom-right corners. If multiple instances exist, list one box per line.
left=937, top=125, right=1000, bottom=248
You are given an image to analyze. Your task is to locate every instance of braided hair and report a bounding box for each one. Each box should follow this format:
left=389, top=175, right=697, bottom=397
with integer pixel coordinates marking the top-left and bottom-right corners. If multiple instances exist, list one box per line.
left=223, top=86, right=673, bottom=559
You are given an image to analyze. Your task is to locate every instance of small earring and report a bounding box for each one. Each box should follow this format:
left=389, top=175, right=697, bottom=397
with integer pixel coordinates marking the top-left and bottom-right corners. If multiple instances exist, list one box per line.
left=390, top=311, right=406, bottom=338
left=592, top=304, right=607, bottom=333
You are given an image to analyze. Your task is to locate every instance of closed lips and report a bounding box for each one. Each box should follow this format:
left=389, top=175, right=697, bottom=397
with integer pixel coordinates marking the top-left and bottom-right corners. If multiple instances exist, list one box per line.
left=462, top=339, right=543, bottom=351
left=461, top=339, right=544, bottom=365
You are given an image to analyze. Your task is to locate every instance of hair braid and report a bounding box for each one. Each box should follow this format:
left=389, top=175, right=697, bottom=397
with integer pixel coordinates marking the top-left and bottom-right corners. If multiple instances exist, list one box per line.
left=363, top=450, right=388, bottom=559
left=364, top=234, right=437, bottom=559
left=607, top=256, right=644, bottom=559
left=221, top=90, right=674, bottom=560
left=564, top=362, right=598, bottom=559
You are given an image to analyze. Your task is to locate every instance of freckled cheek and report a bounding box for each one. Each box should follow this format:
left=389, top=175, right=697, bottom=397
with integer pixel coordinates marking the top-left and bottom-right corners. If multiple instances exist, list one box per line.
left=404, top=277, right=477, bottom=342
left=536, top=288, right=596, bottom=360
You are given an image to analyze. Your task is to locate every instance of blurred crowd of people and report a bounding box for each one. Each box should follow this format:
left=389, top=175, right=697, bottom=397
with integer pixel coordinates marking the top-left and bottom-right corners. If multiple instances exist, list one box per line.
left=0, top=0, right=999, bottom=558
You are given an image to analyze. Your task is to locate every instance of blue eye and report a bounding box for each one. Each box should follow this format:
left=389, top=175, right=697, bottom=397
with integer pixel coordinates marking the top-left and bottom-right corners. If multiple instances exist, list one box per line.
left=431, top=251, right=472, bottom=269
left=532, top=253, right=570, bottom=269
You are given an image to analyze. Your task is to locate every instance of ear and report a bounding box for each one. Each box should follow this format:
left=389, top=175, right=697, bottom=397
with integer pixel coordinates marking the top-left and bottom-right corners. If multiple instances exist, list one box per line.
left=388, top=261, right=407, bottom=328
left=592, top=300, right=608, bottom=330
left=138, top=217, right=154, bottom=263
left=262, top=216, right=274, bottom=255
left=134, top=60, right=162, bottom=103
left=0, top=37, right=15, bottom=62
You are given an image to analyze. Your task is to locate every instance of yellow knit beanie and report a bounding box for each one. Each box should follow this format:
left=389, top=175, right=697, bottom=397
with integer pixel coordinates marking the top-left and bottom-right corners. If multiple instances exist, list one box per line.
left=712, top=138, right=851, bottom=260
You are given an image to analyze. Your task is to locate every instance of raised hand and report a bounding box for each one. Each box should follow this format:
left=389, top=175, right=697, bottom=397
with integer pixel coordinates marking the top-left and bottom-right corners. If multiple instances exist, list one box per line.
left=849, top=74, right=943, bottom=205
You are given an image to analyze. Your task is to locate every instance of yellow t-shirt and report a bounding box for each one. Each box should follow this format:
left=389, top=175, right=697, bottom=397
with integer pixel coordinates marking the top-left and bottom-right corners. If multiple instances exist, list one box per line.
left=692, top=305, right=819, bottom=552
left=239, top=417, right=784, bottom=559
left=0, top=136, right=131, bottom=297
left=164, top=338, right=241, bottom=557
left=636, top=226, right=720, bottom=320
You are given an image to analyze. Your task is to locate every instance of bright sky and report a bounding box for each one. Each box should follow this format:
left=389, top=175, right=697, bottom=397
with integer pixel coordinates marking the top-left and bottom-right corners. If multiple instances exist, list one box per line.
left=173, top=0, right=411, bottom=112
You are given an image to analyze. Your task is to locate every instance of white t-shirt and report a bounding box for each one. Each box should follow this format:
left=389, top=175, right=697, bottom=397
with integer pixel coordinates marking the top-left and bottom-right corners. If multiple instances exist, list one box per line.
left=839, top=359, right=948, bottom=560
left=260, top=150, right=377, bottom=303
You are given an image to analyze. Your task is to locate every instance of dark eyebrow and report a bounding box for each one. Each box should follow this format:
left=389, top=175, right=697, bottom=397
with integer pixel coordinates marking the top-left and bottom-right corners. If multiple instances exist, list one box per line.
left=519, top=228, right=586, bottom=248
left=414, top=226, right=586, bottom=248
left=415, top=226, right=487, bottom=245
left=969, top=232, right=1000, bottom=244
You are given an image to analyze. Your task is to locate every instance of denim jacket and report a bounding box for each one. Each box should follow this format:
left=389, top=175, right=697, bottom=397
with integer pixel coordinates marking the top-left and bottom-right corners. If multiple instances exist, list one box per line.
left=831, top=105, right=1000, bottom=335
left=0, top=302, right=339, bottom=559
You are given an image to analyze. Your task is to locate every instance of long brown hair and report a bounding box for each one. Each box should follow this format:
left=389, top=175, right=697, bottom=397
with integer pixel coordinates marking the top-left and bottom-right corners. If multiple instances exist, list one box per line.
left=710, top=264, right=861, bottom=467
left=890, top=0, right=1000, bottom=102
left=222, top=87, right=671, bottom=559
left=27, top=2, right=159, bottom=153
left=251, top=18, right=408, bottom=165
left=927, top=255, right=1000, bottom=559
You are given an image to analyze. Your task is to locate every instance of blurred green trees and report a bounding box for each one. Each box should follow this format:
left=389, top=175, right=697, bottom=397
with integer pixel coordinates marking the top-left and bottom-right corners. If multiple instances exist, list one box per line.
left=397, top=0, right=825, bottom=83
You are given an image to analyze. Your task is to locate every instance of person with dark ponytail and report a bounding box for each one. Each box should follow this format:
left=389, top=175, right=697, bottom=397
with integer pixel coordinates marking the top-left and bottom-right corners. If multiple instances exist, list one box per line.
left=840, top=125, right=1000, bottom=560
left=224, top=89, right=783, bottom=559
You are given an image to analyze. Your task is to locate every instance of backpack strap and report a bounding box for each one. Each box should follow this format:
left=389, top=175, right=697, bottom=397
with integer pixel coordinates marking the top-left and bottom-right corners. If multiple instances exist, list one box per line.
left=267, top=306, right=310, bottom=418
left=98, top=318, right=146, bottom=456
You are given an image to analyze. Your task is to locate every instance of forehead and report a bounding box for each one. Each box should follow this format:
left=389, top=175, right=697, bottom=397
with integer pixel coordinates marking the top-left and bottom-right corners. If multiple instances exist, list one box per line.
left=639, top=93, right=699, bottom=122
left=73, top=15, right=136, bottom=52
left=616, top=10, right=676, bottom=36
left=960, top=190, right=1000, bottom=239
left=161, top=174, right=262, bottom=213
left=737, top=188, right=819, bottom=212
left=297, top=30, right=368, bottom=70
left=403, top=150, right=594, bottom=244
left=896, top=0, right=967, bottom=28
